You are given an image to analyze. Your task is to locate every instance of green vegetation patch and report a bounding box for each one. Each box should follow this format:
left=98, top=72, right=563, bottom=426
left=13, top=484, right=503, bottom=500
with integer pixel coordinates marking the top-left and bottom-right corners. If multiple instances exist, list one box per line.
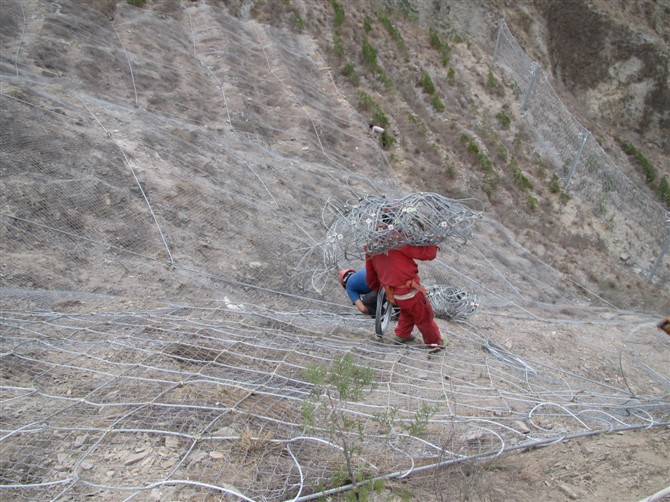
left=331, top=0, right=345, bottom=28
left=621, top=139, right=669, bottom=207
left=428, top=27, right=451, bottom=66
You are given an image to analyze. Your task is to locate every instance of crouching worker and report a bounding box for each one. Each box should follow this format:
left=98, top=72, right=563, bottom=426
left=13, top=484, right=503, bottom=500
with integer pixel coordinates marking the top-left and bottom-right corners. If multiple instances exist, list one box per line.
left=365, top=244, right=445, bottom=352
left=339, top=268, right=378, bottom=317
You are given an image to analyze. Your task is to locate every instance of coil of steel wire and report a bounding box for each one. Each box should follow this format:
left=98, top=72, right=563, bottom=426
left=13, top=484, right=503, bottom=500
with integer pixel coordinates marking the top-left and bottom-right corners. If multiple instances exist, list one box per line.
left=324, top=192, right=482, bottom=265
left=427, top=285, right=479, bottom=321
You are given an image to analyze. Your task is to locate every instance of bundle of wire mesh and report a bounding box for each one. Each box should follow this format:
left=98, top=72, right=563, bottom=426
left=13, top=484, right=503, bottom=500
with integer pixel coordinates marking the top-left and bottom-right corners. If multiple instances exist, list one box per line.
left=427, top=285, right=478, bottom=321
left=323, top=192, right=482, bottom=265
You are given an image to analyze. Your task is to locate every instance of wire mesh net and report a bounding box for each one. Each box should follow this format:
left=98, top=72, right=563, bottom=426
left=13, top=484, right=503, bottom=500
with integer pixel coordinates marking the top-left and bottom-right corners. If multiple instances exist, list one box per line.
left=493, top=19, right=668, bottom=274
left=2, top=303, right=668, bottom=500
left=1, top=2, right=669, bottom=501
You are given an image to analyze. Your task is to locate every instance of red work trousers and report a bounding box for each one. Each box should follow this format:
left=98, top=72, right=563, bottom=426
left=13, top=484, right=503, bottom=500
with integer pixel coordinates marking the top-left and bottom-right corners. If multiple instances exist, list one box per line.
left=394, top=292, right=442, bottom=345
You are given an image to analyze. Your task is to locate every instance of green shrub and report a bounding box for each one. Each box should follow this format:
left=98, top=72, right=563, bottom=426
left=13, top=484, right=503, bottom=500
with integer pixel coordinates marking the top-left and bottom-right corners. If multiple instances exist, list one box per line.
left=380, top=130, right=396, bottom=149
left=332, top=31, right=344, bottom=57
left=659, top=175, right=670, bottom=207
left=292, top=13, right=305, bottom=31
left=361, top=38, right=378, bottom=69
left=379, top=12, right=405, bottom=51
left=428, top=27, right=451, bottom=66
left=496, top=143, right=509, bottom=163
left=428, top=27, right=442, bottom=50
left=486, top=67, right=497, bottom=90
left=531, top=151, right=548, bottom=178
left=461, top=134, right=500, bottom=195
left=331, top=0, right=345, bottom=28
left=357, top=91, right=375, bottom=111
left=379, top=71, right=392, bottom=89
left=527, top=195, right=538, bottom=210
left=478, top=152, right=493, bottom=170
left=432, top=94, right=445, bottom=112
left=419, top=71, right=435, bottom=94
left=622, top=139, right=657, bottom=183
left=341, top=61, right=359, bottom=86
left=549, top=173, right=561, bottom=193
left=363, top=15, right=372, bottom=32
left=462, top=136, right=479, bottom=155
left=560, top=191, right=572, bottom=205
left=371, top=109, right=389, bottom=128
left=482, top=170, right=500, bottom=197
left=302, top=354, right=376, bottom=497
left=447, top=66, right=456, bottom=85
left=495, top=110, right=511, bottom=130
left=513, top=167, right=533, bottom=191
left=126, top=0, right=146, bottom=6
left=621, top=139, right=670, bottom=206
left=357, top=91, right=389, bottom=128
left=444, top=157, right=456, bottom=179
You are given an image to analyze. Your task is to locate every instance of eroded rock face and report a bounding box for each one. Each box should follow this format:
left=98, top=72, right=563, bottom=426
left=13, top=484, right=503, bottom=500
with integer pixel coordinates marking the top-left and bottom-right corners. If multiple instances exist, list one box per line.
left=544, top=0, right=669, bottom=152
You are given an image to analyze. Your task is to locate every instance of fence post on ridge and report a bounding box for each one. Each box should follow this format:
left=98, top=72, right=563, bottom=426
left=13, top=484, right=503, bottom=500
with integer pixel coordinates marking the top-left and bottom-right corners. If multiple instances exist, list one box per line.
left=521, top=63, right=541, bottom=112
left=493, top=19, right=505, bottom=67
left=565, top=128, right=590, bottom=186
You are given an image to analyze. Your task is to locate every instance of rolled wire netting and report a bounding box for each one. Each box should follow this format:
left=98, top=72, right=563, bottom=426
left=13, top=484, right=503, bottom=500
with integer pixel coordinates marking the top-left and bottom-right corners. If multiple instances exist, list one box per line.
left=323, top=192, right=483, bottom=265
left=317, top=192, right=482, bottom=320
left=427, top=285, right=479, bottom=321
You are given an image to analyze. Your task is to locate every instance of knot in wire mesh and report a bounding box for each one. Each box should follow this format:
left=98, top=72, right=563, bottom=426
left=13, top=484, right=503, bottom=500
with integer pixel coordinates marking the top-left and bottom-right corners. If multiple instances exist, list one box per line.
left=324, top=192, right=482, bottom=265
left=427, top=286, right=479, bottom=321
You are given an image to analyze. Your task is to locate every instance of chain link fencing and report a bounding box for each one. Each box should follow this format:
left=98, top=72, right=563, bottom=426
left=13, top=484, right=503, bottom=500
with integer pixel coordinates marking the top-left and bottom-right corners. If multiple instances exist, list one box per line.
left=493, top=19, right=669, bottom=282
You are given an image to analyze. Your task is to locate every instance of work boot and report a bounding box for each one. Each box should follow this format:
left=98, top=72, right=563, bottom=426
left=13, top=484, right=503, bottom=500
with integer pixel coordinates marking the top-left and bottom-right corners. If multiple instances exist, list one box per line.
left=426, top=341, right=446, bottom=354
left=392, top=334, right=415, bottom=345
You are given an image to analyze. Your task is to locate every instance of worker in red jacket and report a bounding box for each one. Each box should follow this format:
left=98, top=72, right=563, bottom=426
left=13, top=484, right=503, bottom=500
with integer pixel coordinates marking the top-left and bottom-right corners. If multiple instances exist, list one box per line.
left=365, top=243, right=445, bottom=352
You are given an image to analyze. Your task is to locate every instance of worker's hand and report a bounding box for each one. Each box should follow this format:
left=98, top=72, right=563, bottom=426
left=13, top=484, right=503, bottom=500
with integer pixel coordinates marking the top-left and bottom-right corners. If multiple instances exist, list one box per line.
left=354, top=299, right=369, bottom=315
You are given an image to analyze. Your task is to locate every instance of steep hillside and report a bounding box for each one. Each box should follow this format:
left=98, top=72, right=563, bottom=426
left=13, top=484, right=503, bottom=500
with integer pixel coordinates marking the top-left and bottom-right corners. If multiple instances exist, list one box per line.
left=244, top=0, right=670, bottom=312
left=1, top=1, right=669, bottom=501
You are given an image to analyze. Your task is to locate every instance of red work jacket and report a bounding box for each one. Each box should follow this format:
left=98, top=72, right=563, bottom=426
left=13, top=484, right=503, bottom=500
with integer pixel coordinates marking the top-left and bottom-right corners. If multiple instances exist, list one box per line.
left=365, top=244, right=439, bottom=296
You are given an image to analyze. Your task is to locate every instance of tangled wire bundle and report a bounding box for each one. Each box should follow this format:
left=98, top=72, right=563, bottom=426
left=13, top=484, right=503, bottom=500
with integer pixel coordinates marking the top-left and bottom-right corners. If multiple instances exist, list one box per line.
left=427, top=285, right=479, bottom=321
left=323, top=192, right=482, bottom=265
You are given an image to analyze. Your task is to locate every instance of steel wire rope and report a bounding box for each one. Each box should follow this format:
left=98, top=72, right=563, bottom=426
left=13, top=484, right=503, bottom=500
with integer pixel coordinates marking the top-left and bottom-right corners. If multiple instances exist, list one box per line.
left=189, top=47, right=380, bottom=170
left=118, top=479, right=256, bottom=502
left=138, top=19, right=370, bottom=208
left=480, top=232, right=625, bottom=311
left=428, top=326, right=636, bottom=420
left=245, top=20, right=390, bottom=191
left=11, top=1, right=26, bottom=79
left=1, top=334, right=660, bottom=482
left=60, top=371, right=236, bottom=496
left=2, top=306, right=668, bottom=498
left=73, top=94, right=175, bottom=266
left=185, top=7, right=233, bottom=132
left=134, top=306, right=660, bottom=428
left=111, top=22, right=138, bottom=107
left=288, top=421, right=670, bottom=502
left=251, top=23, right=325, bottom=158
